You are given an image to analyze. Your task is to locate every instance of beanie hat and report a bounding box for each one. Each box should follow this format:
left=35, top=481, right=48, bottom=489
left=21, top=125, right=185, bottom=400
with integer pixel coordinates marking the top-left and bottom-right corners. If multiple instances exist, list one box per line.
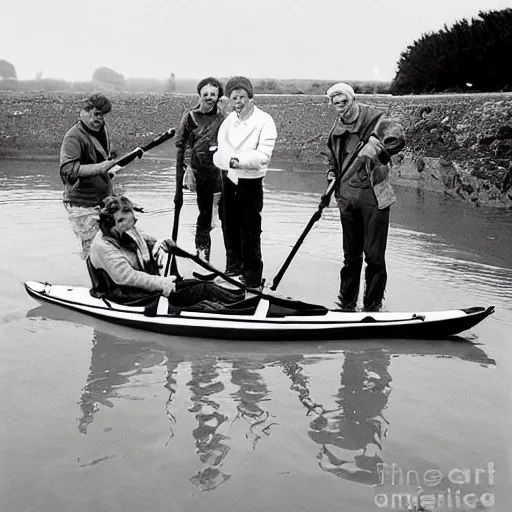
left=326, top=82, right=355, bottom=102
left=196, top=77, right=224, bottom=98
left=225, top=76, right=254, bottom=99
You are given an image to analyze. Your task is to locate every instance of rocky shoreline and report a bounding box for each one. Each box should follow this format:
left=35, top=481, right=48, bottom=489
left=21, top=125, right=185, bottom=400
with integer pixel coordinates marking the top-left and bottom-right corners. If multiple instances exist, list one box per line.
left=1, top=91, right=511, bottom=209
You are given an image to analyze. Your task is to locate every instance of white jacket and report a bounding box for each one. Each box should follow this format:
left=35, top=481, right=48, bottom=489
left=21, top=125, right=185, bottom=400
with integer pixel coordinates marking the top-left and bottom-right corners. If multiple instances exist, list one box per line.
left=213, top=106, right=277, bottom=180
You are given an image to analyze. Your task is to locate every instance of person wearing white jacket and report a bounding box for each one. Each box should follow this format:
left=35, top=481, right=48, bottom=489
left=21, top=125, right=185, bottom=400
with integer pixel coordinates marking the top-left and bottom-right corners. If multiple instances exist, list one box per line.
left=213, top=76, right=277, bottom=288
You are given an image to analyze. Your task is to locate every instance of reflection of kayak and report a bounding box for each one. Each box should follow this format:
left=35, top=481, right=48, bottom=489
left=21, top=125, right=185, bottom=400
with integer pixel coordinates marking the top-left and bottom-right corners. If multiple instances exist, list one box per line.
left=25, top=281, right=494, bottom=341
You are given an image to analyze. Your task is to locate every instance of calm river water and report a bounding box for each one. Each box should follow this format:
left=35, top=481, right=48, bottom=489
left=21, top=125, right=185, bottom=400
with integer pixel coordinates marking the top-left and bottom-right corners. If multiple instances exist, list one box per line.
left=0, top=157, right=511, bottom=512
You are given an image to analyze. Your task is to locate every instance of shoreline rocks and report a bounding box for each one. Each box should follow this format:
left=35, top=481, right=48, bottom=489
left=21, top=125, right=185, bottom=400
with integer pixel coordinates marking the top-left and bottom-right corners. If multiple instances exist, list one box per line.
left=1, top=91, right=512, bottom=209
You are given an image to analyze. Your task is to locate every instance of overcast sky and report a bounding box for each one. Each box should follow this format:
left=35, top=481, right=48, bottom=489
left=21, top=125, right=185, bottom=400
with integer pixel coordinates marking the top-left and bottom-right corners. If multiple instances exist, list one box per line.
left=2, top=0, right=510, bottom=82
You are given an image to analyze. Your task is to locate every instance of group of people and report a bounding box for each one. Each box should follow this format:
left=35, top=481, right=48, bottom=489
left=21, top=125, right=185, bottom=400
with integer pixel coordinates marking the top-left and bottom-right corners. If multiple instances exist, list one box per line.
left=59, top=77, right=404, bottom=312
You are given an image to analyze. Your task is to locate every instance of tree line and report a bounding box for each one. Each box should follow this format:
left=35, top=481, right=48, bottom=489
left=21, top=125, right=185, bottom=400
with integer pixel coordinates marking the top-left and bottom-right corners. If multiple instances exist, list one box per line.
left=2, top=8, right=510, bottom=96
left=391, top=8, right=512, bottom=94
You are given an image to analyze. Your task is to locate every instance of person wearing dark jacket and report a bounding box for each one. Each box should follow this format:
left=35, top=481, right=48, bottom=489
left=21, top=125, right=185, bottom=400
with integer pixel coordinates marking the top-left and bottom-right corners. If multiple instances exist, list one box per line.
left=59, top=93, right=117, bottom=259
left=325, top=83, right=405, bottom=312
left=174, top=77, right=226, bottom=262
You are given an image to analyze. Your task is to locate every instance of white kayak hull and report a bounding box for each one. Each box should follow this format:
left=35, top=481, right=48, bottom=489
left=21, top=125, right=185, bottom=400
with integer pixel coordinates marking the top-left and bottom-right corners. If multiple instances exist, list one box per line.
left=24, top=281, right=494, bottom=341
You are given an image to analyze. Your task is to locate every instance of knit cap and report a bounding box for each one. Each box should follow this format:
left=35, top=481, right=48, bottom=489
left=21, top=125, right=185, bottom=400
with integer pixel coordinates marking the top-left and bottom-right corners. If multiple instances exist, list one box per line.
left=225, top=76, right=254, bottom=99
left=326, top=82, right=355, bottom=101
left=196, top=77, right=224, bottom=97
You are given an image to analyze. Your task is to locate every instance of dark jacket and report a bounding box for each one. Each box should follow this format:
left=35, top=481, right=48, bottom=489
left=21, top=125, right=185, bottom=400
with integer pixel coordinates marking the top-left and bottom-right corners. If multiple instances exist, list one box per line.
left=175, top=107, right=225, bottom=178
left=60, top=121, right=113, bottom=207
left=327, top=105, right=405, bottom=210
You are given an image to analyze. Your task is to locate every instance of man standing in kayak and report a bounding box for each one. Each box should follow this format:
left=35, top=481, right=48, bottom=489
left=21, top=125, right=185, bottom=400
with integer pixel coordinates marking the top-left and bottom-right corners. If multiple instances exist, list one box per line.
left=60, top=93, right=117, bottom=259
left=213, top=76, right=277, bottom=289
left=325, top=83, right=405, bottom=312
left=174, top=77, right=226, bottom=262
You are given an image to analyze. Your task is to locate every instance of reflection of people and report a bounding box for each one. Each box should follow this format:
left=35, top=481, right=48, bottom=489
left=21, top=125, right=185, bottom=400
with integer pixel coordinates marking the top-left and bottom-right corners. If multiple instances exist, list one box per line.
left=88, top=194, right=243, bottom=308
left=325, top=83, right=405, bottom=311
left=174, top=77, right=226, bottom=261
left=230, top=360, right=276, bottom=448
left=60, top=93, right=117, bottom=259
left=213, top=76, right=278, bottom=288
left=311, top=351, right=392, bottom=485
left=281, top=350, right=392, bottom=485
left=187, top=358, right=231, bottom=491
left=78, top=331, right=166, bottom=434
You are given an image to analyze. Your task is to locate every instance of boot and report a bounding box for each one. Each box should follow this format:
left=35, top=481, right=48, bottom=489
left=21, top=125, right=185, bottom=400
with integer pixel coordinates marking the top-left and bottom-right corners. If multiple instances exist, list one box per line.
left=241, top=273, right=263, bottom=289
left=335, top=294, right=357, bottom=312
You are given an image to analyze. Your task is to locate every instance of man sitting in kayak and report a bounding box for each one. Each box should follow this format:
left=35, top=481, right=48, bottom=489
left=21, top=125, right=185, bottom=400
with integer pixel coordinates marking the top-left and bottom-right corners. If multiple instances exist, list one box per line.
left=87, top=195, right=243, bottom=309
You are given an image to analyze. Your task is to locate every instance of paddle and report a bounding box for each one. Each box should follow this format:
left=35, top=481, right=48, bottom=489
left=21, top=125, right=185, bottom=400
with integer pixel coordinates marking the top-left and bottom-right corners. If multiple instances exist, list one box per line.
left=166, top=243, right=275, bottom=300
left=270, top=127, right=382, bottom=291
left=108, top=127, right=176, bottom=178
left=164, top=197, right=183, bottom=279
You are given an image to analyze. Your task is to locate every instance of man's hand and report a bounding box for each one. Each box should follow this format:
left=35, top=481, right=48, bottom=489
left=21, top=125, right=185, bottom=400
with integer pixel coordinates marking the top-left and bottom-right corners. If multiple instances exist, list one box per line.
left=98, top=159, right=116, bottom=177
left=326, top=170, right=336, bottom=183
left=162, top=275, right=177, bottom=297
left=160, top=239, right=177, bottom=253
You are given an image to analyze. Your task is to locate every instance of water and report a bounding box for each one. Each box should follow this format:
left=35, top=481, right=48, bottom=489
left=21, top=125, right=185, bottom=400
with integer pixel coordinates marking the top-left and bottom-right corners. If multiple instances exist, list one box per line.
left=1, top=158, right=511, bottom=512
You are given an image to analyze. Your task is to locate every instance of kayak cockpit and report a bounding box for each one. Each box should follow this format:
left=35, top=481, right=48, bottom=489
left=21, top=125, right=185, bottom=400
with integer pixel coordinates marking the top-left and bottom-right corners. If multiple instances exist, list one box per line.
left=146, top=294, right=330, bottom=318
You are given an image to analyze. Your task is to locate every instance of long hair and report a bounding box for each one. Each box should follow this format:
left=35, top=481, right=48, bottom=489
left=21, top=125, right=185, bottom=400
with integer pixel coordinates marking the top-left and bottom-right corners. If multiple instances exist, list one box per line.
left=98, top=195, right=134, bottom=235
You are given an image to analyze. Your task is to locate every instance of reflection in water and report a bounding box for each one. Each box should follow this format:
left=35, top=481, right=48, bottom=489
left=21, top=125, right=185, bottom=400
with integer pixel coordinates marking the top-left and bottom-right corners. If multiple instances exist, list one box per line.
left=186, top=358, right=231, bottom=491
left=163, top=357, right=182, bottom=445
left=281, top=351, right=391, bottom=485
left=230, top=360, right=277, bottom=450
left=26, top=303, right=497, bottom=498
left=78, top=331, right=165, bottom=434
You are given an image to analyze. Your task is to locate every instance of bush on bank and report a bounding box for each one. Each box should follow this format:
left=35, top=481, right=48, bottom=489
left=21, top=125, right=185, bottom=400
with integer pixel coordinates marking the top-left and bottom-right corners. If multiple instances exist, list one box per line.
left=391, top=8, right=512, bottom=95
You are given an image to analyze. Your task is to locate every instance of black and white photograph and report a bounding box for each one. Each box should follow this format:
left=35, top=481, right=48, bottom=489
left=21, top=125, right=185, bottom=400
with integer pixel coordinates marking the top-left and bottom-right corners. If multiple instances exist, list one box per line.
left=1, top=0, right=510, bottom=510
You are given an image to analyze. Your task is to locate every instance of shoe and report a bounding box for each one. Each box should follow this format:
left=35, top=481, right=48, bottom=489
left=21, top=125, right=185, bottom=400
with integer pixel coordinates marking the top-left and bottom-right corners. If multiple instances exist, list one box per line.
left=335, top=295, right=356, bottom=312
left=240, top=275, right=264, bottom=289
left=224, top=264, right=242, bottom=277
left=214, top=274, right=243, bottom=290
left=363, top=302, right=383, bottom=312
left=335, top=302, right=357, bottom=312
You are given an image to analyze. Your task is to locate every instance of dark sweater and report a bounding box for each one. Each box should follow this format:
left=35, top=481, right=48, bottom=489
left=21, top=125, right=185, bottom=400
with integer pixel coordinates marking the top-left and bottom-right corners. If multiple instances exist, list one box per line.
left=59, top=121, right=113, bottom=207
left=175, top=107, right=224, bottom=176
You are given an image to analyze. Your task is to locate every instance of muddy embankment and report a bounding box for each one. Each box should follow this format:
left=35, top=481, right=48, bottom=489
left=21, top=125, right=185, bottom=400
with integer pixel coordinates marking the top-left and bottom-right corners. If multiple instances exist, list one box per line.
left=1, top=91, right=512, bottom=208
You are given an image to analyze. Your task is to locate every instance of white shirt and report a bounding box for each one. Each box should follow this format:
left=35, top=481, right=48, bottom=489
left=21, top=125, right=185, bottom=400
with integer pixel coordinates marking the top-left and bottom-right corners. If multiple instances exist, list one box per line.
left=213, top=106, right=277, bottom=180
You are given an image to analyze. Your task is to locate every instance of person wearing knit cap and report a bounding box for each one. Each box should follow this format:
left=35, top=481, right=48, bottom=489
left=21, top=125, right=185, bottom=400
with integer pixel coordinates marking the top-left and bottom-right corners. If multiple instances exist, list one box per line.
left=325, top=82, right=405, bottom=312
left=213, top=76, right=277, bottom=288
left=174, top=77, right=226, bottom=262
left=224, top=76, right=254, bottom=99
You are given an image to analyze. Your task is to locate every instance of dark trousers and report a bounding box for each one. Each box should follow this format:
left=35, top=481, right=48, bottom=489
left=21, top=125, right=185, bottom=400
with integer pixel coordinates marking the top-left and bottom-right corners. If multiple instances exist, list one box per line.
left=220, top=172, right=264, bottom=286
left=169, top=279, right=243, bottom=307
left=337, top=186, right=390, bottom=309
left=195, top=172, right=221, bottom=260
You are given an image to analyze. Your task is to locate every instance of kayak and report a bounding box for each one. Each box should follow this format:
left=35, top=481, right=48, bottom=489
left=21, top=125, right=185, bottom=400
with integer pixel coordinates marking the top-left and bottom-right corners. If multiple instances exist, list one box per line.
left=25, top=280, right=494, bottom=341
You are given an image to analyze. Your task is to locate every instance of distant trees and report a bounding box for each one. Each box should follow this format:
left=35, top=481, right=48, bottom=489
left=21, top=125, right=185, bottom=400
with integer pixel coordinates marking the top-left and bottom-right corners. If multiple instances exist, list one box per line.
left=391, top=8, right=512, bottom=94
left=0, top=59, right=17, bottom=80
left=254, top=79, right=283, bottom=94
left=92, top=67, right=125, bottom=90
